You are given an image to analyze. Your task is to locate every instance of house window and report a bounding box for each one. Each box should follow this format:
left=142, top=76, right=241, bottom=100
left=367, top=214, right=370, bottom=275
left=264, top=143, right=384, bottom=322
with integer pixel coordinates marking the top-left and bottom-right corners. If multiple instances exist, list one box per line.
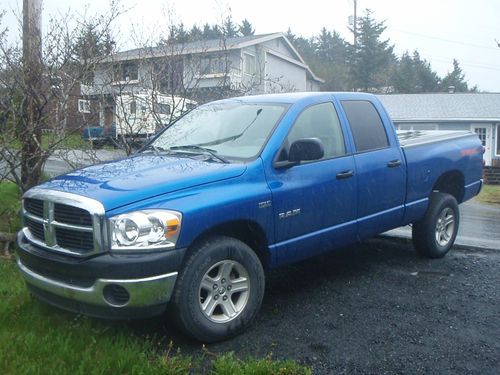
left=78, top=99, right=90, bottom=113
left=200, top=56, right=228, bottom=75
left=154, top=102, right=171, bottom=115
left=473, top=127, right=487, bottom=146
left=129, top=100, right=136, bottom=115
left=114, top=62, right=138, bottom=81
left=243, top=53, right=256, bottom=75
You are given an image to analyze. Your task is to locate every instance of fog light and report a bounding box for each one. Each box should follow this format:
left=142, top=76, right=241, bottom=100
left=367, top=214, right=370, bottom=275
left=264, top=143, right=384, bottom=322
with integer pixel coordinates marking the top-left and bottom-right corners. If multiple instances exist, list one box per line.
left=103, top=284, right=130, bottom=307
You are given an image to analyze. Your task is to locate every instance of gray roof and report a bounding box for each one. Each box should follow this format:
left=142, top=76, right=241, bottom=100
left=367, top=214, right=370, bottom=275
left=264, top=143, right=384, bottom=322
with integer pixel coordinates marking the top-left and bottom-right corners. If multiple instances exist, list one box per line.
left=100, top=32, right=323, bottom=83
left=377, top=93, right=500, bottom=122
left=104, top=33, right=277, bottom=62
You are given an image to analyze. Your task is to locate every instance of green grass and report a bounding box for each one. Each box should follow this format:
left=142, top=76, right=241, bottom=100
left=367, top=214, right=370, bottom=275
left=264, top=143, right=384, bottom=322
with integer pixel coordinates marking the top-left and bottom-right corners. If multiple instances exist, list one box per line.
left=0, top=182, right=21, bottom=233
left=41, top=133, right=91, bottom=150
left=475, top=184, right=500, bottom=205
left=0, top=259, right=309, bottom=375
left=8, top=133, right=91, bottom=151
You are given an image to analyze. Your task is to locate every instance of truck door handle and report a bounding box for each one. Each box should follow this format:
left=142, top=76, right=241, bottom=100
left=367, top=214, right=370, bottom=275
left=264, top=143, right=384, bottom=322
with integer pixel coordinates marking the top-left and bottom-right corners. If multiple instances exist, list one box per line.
left=336, top=170, right=354, bottom=179
left=387, top=160, right=402, bottom=168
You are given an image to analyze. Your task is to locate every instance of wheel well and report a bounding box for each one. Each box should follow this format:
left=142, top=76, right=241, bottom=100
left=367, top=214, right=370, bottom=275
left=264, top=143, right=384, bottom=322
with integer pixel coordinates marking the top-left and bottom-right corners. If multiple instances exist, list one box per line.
left=189, top=220, right=270, bottom=269
left=432, top=170, right=465, bottom=203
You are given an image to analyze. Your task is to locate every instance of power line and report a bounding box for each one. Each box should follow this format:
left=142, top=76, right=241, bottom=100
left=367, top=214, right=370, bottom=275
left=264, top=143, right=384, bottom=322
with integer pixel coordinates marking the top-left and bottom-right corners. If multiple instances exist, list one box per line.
left=392, top=28, right=499, bottom=51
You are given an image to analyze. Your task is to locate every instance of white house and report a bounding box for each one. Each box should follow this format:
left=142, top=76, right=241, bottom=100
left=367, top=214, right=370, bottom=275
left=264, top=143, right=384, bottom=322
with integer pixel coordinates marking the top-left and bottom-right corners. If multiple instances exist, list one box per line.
left=82, top=33, right=323, bottom=131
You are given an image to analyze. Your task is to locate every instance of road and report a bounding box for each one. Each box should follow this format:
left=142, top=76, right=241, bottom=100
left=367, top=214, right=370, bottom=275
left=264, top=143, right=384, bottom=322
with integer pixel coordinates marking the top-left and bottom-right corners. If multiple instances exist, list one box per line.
left=125, top=237, right=499, bottom=374
left=385, top=199, right=500, bottom=251
left=43, top=149, right=126, bottom=176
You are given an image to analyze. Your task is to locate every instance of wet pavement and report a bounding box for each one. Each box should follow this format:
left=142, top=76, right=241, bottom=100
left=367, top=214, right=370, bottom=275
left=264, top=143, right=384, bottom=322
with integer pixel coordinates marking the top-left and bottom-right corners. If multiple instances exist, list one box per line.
left=384, top=199, right=500, bottom=251
left=128, top=237, right=500, bottom=375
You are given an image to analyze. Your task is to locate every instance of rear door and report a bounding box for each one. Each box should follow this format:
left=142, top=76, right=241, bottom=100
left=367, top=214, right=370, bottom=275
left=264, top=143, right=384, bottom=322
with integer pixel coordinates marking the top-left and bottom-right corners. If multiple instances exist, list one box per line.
left=339, top=99, right=406, bottom=238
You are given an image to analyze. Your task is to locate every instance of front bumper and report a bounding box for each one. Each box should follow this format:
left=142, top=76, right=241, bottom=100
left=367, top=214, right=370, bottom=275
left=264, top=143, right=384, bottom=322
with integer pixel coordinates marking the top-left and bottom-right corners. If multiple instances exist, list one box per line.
left=16, top=231, right=186, bottom=319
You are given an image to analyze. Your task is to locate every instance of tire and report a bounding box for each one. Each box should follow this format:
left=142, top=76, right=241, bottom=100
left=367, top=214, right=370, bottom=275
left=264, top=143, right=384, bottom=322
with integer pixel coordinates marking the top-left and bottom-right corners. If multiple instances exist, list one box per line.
left=170, top=236, right=265, bottom=342
left=412, top=192, right=460, bottom=258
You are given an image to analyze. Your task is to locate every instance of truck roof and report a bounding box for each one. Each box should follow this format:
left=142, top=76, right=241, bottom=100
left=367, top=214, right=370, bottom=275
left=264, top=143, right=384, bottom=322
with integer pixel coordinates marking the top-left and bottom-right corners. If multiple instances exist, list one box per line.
left=213, top=92, right=378, bottom=105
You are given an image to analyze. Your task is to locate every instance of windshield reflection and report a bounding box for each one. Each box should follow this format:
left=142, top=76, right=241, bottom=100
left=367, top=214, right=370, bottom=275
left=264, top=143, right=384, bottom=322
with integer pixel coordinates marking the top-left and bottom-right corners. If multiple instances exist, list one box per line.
left=150, top=101, right=288, bottom=159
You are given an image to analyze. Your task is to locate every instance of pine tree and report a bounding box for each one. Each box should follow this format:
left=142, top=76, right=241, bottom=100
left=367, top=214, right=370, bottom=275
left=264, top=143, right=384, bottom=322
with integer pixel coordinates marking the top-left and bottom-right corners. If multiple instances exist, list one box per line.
left=440, top=59, right=469, bottom=92
left=348, top=9, right=395, bottom=92
left=392, top=50, right=440, bottom=93
left=222, top=15, right=238, bottom=38
left=239, top=19, right=254, bottom=36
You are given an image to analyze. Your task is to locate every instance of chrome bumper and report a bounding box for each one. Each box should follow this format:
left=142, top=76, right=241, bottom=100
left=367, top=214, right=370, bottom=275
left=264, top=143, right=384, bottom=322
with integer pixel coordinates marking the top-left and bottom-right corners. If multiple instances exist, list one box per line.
left=17, top=258, right=177, bottom=309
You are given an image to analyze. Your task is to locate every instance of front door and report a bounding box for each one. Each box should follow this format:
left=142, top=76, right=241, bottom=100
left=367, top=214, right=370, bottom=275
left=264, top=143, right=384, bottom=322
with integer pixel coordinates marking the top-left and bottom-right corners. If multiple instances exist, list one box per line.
left=266, top=101, right=357, bottom=266
left=472, top=125, right=491, bottom=166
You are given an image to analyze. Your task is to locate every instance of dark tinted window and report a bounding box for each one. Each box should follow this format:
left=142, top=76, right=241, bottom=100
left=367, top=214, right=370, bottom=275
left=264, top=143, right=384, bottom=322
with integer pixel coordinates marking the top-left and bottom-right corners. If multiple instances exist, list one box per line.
left=286, top=102, right=346, bottom=160
left=341, top=100, right=389, bottom=152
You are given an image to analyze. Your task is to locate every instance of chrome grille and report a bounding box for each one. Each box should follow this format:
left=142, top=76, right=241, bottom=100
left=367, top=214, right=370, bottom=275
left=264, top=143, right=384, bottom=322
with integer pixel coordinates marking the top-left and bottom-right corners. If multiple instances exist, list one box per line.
left=22, top=189, right=106, bottom=257
left=25, top=198, right=44, bottom=217
left=54, top=203, right=92, bottom=226
left=55, top=227, right=94, bottom=251
left=25, top=217, right=45, bottom=241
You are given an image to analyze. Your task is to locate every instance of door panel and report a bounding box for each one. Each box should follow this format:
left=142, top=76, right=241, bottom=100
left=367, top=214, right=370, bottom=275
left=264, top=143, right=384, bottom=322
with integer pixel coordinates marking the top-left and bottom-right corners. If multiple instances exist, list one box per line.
left=355, top=148, right=406, bottom=238
left=268, top=156, right=357, bottom=265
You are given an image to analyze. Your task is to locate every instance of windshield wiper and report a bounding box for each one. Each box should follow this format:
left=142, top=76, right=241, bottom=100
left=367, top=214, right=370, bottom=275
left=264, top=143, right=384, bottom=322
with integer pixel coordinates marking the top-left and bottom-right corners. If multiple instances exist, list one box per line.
left=169, top=145, right=229, bottom=164
left=142, top=145, right=171, bottom=155
left=196, top=108, right=263, bottom=147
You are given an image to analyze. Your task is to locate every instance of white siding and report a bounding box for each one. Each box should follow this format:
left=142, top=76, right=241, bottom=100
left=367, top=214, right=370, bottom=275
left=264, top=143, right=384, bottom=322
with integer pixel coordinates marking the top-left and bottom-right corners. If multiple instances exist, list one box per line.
left=265, top=53, right=306, bottom=93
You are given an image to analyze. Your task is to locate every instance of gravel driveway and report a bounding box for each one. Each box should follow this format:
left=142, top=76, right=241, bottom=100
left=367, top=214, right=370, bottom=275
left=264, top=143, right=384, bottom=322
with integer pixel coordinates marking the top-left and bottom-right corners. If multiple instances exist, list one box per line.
left=131, top=237, right=499, bottom=374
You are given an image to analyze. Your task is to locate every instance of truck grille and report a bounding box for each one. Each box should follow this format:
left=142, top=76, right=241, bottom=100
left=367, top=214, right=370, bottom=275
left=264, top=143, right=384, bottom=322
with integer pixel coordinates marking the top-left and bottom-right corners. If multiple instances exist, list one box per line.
left=25, top=216, right=45, bottom=241
left=22, top=189, right=105, bottom=257
left=25, top=198, right=44, bottom=217
left=54, top=203, right=93, bottom=226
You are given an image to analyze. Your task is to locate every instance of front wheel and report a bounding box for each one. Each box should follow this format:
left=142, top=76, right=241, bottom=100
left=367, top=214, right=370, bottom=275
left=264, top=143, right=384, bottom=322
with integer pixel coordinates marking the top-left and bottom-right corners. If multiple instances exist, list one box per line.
left=412, top=192, right=460, bottom=258
left=170, top=236, right=265, bottom=342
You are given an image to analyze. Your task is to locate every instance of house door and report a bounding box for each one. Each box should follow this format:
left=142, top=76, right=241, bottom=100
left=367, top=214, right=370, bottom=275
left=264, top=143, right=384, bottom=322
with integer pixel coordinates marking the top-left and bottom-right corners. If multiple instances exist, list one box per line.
left=472, top=125, right=491, bottom=166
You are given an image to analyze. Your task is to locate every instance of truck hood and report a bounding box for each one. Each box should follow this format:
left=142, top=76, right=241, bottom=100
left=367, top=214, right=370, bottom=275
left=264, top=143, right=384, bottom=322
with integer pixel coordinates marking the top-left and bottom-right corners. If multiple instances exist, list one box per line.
left=38, top=154, right=247, bottom=211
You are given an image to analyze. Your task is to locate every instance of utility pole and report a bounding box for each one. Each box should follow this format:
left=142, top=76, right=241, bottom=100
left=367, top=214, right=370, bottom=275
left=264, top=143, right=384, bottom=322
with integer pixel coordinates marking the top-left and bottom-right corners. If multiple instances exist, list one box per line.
left=353, top=0, right=358, bottom=47
left=22, top=0, right=43, bottom=190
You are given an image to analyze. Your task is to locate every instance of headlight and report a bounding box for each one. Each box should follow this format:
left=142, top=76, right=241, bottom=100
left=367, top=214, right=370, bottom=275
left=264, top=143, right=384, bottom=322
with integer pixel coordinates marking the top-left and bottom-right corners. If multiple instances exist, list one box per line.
left=109, top=210, right=182, bottom=251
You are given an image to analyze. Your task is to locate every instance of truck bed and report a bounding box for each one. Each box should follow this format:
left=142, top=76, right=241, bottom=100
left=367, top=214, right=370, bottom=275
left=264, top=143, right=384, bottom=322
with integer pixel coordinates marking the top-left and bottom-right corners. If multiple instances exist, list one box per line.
left=397, top=130, right=473, bottom=148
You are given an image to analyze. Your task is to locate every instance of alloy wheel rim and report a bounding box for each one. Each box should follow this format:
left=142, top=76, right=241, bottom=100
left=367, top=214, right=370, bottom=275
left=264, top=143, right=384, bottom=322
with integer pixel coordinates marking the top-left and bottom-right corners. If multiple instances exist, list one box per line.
left=435, top=207, right=455, bottom=247
left=198, top=260, right=250, bottom=323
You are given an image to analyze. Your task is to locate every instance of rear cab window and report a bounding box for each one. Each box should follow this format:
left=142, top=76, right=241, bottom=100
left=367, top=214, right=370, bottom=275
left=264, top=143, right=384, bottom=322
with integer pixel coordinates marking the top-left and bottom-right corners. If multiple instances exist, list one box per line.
left=340, top=100, right=389, bottom=152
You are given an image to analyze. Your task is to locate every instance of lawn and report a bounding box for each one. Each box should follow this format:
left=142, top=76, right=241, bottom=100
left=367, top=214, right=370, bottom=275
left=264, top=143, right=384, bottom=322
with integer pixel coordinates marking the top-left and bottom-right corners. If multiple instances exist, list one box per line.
left=0, top=259, right=308, bottom=375
left=475, top=184, right=500, bottom=205
left=0, top=182, right=21, bottom=233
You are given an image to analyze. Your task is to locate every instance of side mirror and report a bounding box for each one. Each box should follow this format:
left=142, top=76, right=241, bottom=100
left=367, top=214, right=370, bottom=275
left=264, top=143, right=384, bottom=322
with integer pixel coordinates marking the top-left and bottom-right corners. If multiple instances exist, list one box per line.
left=288, top=138, right=324, bottom=162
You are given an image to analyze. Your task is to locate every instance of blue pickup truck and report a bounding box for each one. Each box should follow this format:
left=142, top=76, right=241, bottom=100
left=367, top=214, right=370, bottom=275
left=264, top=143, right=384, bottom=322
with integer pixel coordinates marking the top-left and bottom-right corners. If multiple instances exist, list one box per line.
left=16, top=92, right=483, bottom=342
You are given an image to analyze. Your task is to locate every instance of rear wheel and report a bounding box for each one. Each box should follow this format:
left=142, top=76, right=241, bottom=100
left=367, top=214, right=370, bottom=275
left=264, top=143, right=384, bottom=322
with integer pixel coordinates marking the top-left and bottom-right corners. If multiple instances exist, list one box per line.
left=170, top=236, right=265, bottom=342
left=412, top=192, right=459, bottom=258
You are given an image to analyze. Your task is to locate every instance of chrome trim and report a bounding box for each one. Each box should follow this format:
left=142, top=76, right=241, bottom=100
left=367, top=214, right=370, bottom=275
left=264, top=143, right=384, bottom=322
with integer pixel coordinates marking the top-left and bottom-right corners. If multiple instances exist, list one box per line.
left=51, top=221, right=94, bottom=232
left=17, top=258, right=178, bottom=308
left=22, top=188, right=106, bottom=257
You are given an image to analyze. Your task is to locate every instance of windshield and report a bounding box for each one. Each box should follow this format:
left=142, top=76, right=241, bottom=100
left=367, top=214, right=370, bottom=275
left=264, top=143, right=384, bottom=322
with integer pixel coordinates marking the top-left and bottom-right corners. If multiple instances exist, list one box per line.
left=149, top=101, right=288, bottom=159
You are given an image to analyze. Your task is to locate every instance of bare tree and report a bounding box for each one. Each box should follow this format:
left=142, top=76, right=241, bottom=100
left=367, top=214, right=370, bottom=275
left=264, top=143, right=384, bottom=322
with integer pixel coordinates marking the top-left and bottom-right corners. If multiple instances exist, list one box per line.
left=0, top=3, right=121, bottom=192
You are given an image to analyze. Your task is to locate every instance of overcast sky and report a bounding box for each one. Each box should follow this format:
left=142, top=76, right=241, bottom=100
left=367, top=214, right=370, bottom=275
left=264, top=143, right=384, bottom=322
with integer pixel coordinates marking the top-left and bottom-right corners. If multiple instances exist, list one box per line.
left=3, top=0, right=500, bottom=92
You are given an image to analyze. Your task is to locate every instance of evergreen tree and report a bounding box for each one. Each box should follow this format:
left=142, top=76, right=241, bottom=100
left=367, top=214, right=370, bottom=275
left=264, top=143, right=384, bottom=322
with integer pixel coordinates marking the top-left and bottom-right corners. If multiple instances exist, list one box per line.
left=189, top=25, right=204, bottom=42
left=202, top=23, right=222, bottom=39
left=440, top=59, right=469, bottom=92
left=348, top=9, right=395, bottom=92
left=222, top=15, right=238, bottom=38
left=311, top=29, right=349, bottom=90
left=239, top=19, right=254, bottom=36
left=392, top=50, right=440, bottom=93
